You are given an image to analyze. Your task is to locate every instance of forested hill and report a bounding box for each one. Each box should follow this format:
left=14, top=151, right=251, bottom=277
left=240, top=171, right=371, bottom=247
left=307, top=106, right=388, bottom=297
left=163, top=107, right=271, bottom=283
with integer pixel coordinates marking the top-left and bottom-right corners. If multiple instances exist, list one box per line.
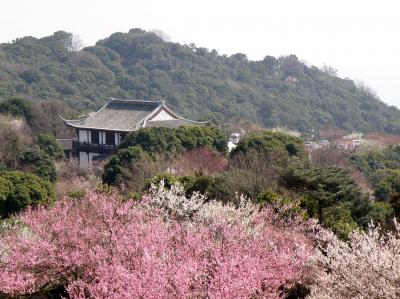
left=1, top=28, right=400, bottom=133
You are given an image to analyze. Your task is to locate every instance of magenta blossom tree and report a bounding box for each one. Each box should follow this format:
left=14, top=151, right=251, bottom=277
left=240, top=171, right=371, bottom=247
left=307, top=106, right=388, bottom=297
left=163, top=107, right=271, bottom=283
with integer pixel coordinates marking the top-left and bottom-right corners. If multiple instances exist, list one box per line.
left=0, top=185, right=313, bottom=298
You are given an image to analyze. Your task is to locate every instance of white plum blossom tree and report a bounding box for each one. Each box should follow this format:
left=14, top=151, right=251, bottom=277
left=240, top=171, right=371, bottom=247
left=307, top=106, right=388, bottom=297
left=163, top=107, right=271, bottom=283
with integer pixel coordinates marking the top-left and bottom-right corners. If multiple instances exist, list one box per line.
left=308, top=221, right=400, bottom=299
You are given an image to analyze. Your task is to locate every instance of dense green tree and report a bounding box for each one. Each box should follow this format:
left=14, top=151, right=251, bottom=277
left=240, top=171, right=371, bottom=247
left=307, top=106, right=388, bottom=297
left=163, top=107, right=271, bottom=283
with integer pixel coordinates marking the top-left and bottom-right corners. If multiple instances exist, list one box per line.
left=36, top=133, right=64, bottom=160
left=371, top=169, right=400, bottom=201
left=120, top=126, right=227, bottom=155
left=281, top=160, right=382, bottom=236
left=0, top=98, right=32, bottom=118
left=0, top=170, right=55, bottom=218
left=19, top=148, right=57, bottom=182
left=103, top=146, right=157, bottom=190
left=231, top=131, right=304, bottom=157
left=351, top=146, right=400, bottom=177
left=351, top=146, right=400, bottom=205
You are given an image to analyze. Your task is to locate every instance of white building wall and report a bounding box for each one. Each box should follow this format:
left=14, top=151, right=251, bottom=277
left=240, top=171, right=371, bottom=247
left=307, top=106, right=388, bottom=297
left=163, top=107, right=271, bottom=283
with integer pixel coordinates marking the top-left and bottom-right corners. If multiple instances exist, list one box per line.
left=100, top=132, right=106, bottom=145
left=150, top=109, right=176, bottom=121
left=79, top=130, right=88, bottom=143
left=79, top=151, right=100, bottom=168
left=115, top=133, right=118, bottom=146
left=79, top=151, right=89, bottom=168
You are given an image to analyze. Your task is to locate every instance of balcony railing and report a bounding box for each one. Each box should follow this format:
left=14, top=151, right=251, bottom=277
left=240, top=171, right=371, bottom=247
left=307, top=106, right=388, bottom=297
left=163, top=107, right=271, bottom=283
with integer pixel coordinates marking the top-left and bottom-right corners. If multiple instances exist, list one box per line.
left=73, top=141, right=118, bottom=154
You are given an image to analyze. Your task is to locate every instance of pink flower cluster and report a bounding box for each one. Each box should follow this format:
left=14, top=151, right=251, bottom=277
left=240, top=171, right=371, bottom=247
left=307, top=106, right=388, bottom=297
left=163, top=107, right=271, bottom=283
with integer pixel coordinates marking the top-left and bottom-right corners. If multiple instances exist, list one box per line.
left=0, top=190, right=312, bottom=298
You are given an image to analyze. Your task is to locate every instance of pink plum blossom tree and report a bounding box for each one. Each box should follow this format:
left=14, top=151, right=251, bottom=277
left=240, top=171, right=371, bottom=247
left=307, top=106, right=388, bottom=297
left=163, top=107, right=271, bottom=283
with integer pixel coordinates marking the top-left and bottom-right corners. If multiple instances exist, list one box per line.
left=0, top=184, right=313, bottom=298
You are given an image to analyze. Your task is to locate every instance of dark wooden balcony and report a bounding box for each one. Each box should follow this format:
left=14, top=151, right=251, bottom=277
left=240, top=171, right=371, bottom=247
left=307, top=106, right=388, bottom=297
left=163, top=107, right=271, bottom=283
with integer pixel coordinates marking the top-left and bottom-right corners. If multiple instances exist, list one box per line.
left=73, top=141, right=118, bottom=154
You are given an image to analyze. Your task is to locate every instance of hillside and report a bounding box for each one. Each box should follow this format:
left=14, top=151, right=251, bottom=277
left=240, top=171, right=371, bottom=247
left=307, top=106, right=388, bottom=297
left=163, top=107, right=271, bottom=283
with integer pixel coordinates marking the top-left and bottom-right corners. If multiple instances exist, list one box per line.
left=1, top=29, right=400, bottom=133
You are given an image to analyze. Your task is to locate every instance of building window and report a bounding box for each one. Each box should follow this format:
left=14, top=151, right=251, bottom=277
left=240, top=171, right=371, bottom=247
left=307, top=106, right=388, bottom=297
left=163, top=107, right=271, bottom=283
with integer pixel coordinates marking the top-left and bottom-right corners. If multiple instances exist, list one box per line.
left=120, top=133, right=127, bottom=142
left=105, top=132, right=115, bottom=145
left=91, top=131, right=99, bottom=144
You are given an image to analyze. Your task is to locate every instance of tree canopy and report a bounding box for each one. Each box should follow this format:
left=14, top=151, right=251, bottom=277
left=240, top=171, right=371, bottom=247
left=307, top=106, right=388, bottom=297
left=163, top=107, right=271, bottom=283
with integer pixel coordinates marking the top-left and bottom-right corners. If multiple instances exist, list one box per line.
left=120, top=126, right=227, bottom=155
left=0, top=29, right=399, bottom=133
left=231, top=131, right=304, bottom=157
left=281, top=160, right=392, bottom=238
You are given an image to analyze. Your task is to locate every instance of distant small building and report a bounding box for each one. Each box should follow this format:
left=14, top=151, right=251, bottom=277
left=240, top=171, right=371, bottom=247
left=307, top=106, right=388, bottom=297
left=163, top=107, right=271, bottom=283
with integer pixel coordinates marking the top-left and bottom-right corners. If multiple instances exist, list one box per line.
left=343, top=132, right=363, bottom=140
left=227, top=132, right=241, bottom=152
left=337, top=139, right=366, bottom=151
left=60, top=98, right=210, bottom=167
left=304, top=141, right=321, bottom=151
left=304, top=139, right=331, bottom=152
left=319, top=139, right=330, bottom=147
left=229, top=133, right=240, bottom=144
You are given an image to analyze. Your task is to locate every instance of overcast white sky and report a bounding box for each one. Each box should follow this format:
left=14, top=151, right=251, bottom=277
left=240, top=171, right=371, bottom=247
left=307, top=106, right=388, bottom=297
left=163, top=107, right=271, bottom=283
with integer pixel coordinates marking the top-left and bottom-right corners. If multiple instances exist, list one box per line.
left=1, top=0, right=399, bottom=107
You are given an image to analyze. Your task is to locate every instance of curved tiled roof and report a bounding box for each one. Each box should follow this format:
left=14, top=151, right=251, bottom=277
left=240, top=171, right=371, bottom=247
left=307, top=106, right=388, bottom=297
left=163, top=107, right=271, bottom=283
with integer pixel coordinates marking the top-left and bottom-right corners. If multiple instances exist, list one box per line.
left=61, top=98, right=210, bottom=131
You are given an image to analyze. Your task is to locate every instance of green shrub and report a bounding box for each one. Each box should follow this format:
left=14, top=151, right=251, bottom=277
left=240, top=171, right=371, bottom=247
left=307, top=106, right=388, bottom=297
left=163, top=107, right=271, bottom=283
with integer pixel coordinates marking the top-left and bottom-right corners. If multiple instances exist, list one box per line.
left=104, top=126, right=227, bottom=188
left=20, top=148, right=57, bottom=182
left=103, top=146, right=158, bottom=190
left=144, top=173, right=179, bottom=190
left=322, top=202, right=359, bottom=239
left=231, top=131, right=304, bottom=157
left=37, top=133, right=64, bottom=160
left=182, top=175, right=214, bottom=197
left=257, top=189, right=305, bottom=218
left=0, top=170, right=55, bottom=218
left=282, top=160, right=375, bottom=235
left=120, top=126, right=227, bottom=156
left=0, top=97, right=32, bottom=118
left=365, top=201, right=394, bottom=227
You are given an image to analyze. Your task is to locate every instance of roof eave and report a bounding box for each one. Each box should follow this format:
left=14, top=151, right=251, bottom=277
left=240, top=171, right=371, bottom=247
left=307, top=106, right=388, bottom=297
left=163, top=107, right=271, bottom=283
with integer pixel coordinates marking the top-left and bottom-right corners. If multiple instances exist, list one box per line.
left=63, top=123, right=136, bottom=132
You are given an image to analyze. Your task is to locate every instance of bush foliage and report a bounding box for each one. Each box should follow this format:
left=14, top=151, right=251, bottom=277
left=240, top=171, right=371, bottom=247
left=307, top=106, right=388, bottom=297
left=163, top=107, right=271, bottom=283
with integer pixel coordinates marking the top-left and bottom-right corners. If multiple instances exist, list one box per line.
left=351, top=146, right=400, bottom=215
left=103, top=126, right=227, bottom=187
left=36, top=133, right=64, bottom=160
left=231, top=131, right=304, bottom=157
left=281, top=160, right=392, bottom=238
left=120, top=126, right=227, bottom=155
left=0, top=170, right=55, bottom=218
left=19, top=148, right=57, bottom=182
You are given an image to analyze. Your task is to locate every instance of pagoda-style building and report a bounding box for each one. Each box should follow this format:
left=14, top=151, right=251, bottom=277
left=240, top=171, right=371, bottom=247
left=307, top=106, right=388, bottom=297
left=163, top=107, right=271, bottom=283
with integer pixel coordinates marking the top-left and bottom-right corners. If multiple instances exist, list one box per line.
left=61, top=98, right=210, bottom=167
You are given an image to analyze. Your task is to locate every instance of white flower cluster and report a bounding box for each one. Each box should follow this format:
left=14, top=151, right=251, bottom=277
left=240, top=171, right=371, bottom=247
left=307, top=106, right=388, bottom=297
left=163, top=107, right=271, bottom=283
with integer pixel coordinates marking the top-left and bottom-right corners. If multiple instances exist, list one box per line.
left=148, top=180, right=207, bottom=221
left=148, top=181, right=255, bottom=225
left=308, top=221, right=400, bottom=299
left=195, top=193, right=254, bottom=227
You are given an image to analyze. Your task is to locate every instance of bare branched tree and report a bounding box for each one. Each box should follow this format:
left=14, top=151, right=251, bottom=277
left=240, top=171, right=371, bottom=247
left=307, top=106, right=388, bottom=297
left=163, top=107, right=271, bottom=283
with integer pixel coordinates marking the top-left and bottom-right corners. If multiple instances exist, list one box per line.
left=65, top=34, right=84, bottom=52
left=321, top=64, right=338, bottom=76
left=149, top=29, right=171, bottom=42
left=355, top=79, right=378, bottom=98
